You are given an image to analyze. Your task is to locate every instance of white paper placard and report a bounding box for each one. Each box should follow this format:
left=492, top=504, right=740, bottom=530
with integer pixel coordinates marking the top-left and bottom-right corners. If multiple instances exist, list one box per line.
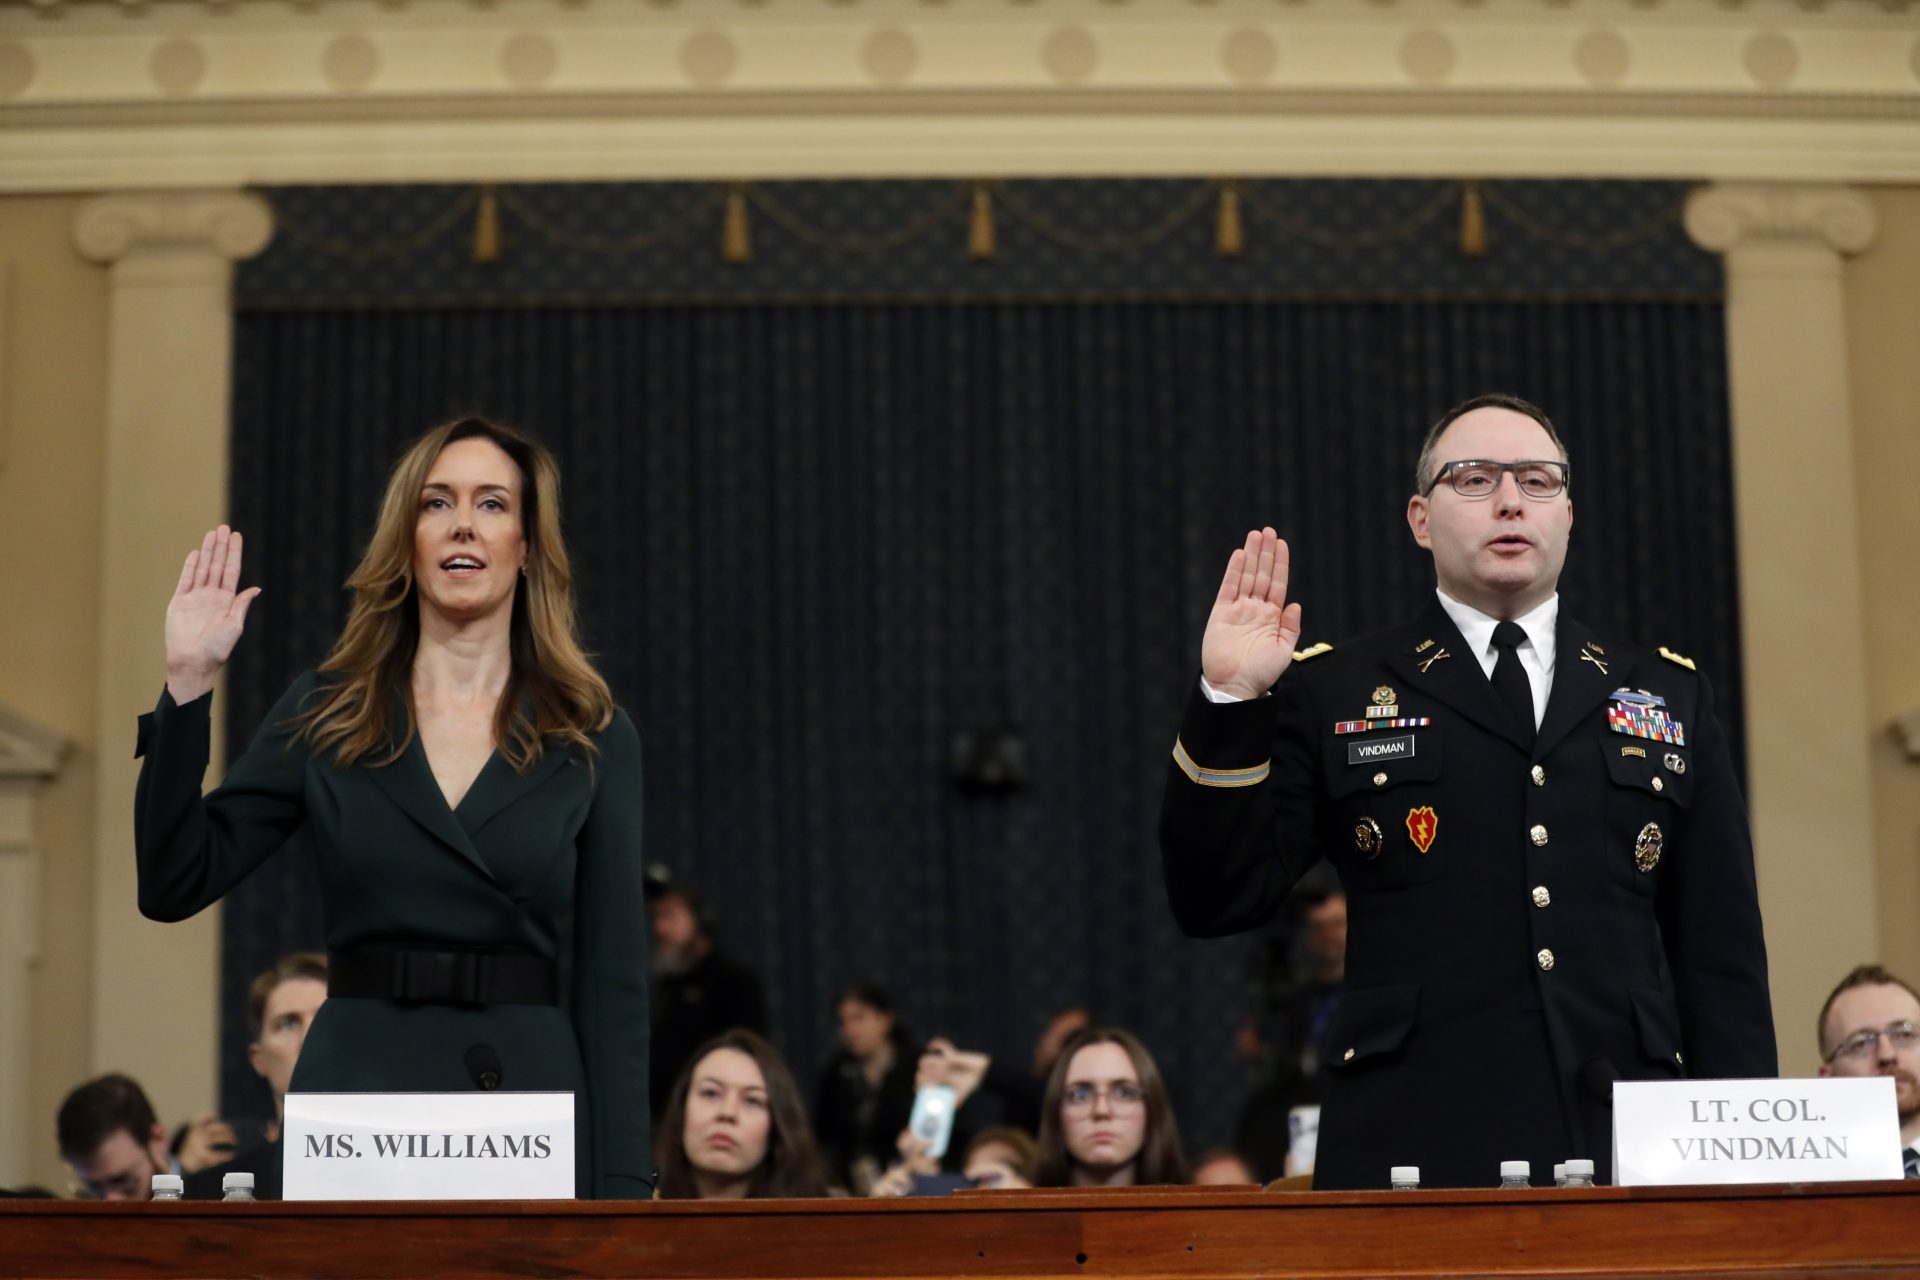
left=284, top=1091, right=575, bottom=1201
left=1613, top=1077, right=1902, bottom=1186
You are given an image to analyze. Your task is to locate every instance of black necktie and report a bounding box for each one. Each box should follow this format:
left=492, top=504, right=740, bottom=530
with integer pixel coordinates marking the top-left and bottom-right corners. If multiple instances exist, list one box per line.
left=1491, top=620, right=1535, bottom=747
left=1904, top=1146, right=1919, bottom=1179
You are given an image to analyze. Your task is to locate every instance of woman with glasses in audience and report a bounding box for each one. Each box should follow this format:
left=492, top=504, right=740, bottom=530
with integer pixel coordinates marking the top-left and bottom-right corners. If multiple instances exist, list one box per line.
left=656, top=1030, right=829, bottom=1199
left=1033, top=1026, right=1190, bottom=1187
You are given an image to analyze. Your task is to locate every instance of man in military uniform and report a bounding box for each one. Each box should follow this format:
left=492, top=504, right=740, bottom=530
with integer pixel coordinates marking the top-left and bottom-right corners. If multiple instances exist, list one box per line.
left=1159, top=393, right=1775, bottom=1189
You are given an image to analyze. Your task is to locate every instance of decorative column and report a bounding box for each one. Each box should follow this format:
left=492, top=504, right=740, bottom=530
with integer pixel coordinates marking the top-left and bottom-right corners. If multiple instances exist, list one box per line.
left=1684, top=183, right=1878, bottom=1073
left=74, top=192, right=272, bottom=1124
left=0, top=706, right=66, bottom=1187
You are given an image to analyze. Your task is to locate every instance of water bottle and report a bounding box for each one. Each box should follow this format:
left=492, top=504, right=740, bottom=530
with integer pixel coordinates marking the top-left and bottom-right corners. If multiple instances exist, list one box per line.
left=1497, top=1160, right=1530, bottom=1188
left=1389, top=1165, right=1420, bottom=1190
left=1563, top=1159, right=1596, bottom=1188
left=1552, top=1162, right=1567, bottom=1187
left=149, top=1174, right=184, bottom=1201
left=222, top=1172, right=256, bottom=1202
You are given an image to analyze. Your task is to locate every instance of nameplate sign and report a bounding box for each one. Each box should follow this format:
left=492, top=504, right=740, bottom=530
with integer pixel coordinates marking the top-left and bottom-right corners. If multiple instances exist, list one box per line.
left=284, top=1091, right=575, bottom=1200
left=1613, top=1077, right=1901, bottom=1186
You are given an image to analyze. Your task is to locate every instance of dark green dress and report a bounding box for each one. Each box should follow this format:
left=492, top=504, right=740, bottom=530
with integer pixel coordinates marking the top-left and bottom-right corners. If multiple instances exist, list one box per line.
left=135, top=670, right=651, bottom=1198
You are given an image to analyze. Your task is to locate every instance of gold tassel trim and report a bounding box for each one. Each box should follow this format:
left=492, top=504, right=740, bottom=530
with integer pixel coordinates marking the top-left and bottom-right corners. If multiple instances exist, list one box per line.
left=1459, top=180, right=1487, bottom=258
left=968, top=183, right=995, bottom=262
left=722, top=185, right=752, bottom=264
left=1215, top=182, right=1245, bottom=259
left=472, top=185, right=502, bottom=265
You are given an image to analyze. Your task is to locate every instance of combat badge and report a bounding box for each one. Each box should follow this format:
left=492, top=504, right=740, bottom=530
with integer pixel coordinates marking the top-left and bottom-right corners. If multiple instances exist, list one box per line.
left=1405, top=807, right=1438, bottom=853
left=1355, top=817, right=1384, bottom=859
left=1634, top=822, right=1664, bottom=873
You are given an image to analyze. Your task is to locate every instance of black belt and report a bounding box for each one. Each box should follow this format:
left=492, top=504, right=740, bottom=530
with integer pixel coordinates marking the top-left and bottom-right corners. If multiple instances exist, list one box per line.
left=327, top=948, right=559, bottom=1006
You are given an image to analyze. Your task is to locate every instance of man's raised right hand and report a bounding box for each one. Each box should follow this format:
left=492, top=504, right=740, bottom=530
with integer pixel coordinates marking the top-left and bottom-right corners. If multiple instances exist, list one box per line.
left=1200, top=527, right=1304, bottom=702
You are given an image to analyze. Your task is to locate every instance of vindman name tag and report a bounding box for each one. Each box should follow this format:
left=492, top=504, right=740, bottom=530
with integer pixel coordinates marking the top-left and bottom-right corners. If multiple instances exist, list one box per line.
left=1612, top=1078, right=1902, bottom=1186
left=1346, top=735, right=1415, bottom=766
left=284, top=1091, right=575, bottom=1200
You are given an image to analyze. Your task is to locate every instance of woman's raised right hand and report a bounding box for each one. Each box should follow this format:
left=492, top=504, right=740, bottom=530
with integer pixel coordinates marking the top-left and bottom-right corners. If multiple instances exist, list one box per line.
left=164, top=525, right=261, bottom=705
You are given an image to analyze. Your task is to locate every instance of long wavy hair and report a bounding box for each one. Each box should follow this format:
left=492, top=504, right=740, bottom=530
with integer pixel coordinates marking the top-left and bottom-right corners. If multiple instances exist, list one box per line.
left=1034, top=1025, right=1190, bottom=1187
left=654, top=1029, right=829, bottom=1200
left=292, top=416, right=612, bottom=770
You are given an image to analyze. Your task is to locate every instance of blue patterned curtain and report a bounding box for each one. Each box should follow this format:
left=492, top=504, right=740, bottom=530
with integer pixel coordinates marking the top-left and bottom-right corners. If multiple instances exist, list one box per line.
left=218, top=182, right=1735, bottom=1156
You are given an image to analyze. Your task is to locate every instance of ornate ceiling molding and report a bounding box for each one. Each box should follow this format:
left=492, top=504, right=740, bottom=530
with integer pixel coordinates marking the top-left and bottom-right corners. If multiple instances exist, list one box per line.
left=1, top=0, right=1916, bottom=189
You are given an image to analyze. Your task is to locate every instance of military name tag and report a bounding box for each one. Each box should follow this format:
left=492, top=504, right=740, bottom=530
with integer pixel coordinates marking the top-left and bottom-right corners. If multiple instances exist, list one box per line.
left=1348, top=735, right=1415, bottom=765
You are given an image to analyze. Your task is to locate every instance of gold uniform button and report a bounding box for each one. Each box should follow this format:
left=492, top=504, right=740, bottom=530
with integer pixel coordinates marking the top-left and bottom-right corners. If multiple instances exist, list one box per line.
left=1343, top=1048, right=1356, bottom=1062
left=1530, top=765, right=1545, bottom=787
left=1373, top=771, right=1388, bottom=787
left=1652, top=776, right=1665, bottom=793
left=1530, top=824, right=1549, bottom=847
left=1537, top=948, right=1556, bottom=971
left=1531, top=885, right=1550, bottom=908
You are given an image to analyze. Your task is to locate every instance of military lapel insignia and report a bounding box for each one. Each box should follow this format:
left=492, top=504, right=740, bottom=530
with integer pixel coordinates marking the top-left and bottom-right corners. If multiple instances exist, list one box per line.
left=1634, top=822, right=1665, bottom=873
left=1405, top=806, right=1438, bottom=853
left=1663, top=752, right=1687, bottom=775
left=1417, top=646, right=1451, bottom=673
left=1414, top=639, right=1434, bottom=653
left=1658, top=646, right=1696, bottom=671
left=1355, top=817, right=1384, bottom=859
left=1293, top=642, right=1335, bottom=662
left=1579, top=645, right=1609, bottom=675
left=1606, top=688, right=1686, bottom=746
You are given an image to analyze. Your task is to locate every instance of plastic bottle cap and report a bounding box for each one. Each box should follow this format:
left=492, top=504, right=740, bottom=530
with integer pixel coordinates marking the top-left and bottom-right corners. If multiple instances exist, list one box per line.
left=1552, top=1163, right=1566, bottom=1177
left=150, top=1174, right=184, bottom=1194
left=222, top=1172, right=255, bottom=1190
left=1565, top=1159, right=1595, bottom=1176
left=1389, top=1166, right=1419, bottom=1181
left=1499, top=1160, right=1530, bottom=1177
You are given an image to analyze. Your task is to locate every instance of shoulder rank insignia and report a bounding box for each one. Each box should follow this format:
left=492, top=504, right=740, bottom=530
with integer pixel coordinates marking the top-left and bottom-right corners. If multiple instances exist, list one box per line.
left=1658, top=646, right=1696, bottom=671
left=1293, top=642, right=1334, bottom=662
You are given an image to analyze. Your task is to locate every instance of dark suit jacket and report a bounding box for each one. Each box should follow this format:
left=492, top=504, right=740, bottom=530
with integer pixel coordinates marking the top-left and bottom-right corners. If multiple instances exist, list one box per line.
left=135, top=671, right=651, bottom=1199
left=1160, top=599, right=1775, bottom=1189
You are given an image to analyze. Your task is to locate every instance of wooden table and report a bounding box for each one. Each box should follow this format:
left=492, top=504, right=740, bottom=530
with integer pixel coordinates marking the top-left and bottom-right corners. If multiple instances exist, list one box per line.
left=3, top=1181, right=1916, bottom=1278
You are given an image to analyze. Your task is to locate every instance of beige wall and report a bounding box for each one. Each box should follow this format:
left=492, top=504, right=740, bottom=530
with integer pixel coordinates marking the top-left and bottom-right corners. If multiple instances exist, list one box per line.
left=1848, top=187, right=1920, bottom=1009
left=0, top=195, right=107, bottom=1192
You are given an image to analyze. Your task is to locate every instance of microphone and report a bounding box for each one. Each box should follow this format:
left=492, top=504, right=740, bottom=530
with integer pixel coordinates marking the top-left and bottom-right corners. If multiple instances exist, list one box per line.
left=465, top=1044, right=504, bottom=1092
left=1580, top=1057, right=1620, bottom=1106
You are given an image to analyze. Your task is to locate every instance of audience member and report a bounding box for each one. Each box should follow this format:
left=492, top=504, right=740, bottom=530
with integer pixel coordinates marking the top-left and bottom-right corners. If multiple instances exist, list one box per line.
left=1234, top=889, right=1347, bottom=1180
left=1190, top=1147, right=1259, bottom=1185
left=1816, top=964, right=1920, bottom=1177
left=814, top=983, right=917, bottom=1194
left=1034, top=1026, right=1189, bottom=1188
left=183, top=951, right=328, bottom=1201
left=962, top=1126, right=1037, bottom=1190
left=56, top=1074, right=180, bottom=1200
left=916, top=1005, right=1093, bottom=1142
left=654, top=1029, right=828, bottom=1199
left=647, top=870, right=770, bottom=1119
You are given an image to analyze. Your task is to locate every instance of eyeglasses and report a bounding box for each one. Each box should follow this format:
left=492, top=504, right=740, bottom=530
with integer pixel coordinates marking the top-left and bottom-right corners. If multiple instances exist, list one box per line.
left=1424, top=459, right=1569, bottom=500
left=1824, top=1019, right=1918, bottom=1065
left=1064, top=1082, right=1145, bottom=1111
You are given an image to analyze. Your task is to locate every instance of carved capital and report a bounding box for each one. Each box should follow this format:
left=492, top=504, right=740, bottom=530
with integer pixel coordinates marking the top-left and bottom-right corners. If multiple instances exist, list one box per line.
left=73, top=189, right=274, bottom=265
left=1684, top=183, right=1877, bottom=257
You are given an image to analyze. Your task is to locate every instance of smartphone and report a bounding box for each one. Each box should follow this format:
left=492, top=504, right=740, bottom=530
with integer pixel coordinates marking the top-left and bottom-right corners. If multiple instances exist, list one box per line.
left=907, top=1083, right=957, bottom=1159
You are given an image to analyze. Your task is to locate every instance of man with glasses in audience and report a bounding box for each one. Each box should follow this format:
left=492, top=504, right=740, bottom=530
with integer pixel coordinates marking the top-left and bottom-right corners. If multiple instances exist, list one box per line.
left=1817, top=965, right=1920, bottom=1177
left=56, top=1074, right=180, bottom=1200
left=1160, top=393, right=1774, bottom=1189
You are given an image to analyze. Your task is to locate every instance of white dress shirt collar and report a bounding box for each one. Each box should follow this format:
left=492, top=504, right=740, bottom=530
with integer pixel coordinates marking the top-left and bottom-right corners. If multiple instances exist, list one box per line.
left=1434, top=589, right=1559, bottom=726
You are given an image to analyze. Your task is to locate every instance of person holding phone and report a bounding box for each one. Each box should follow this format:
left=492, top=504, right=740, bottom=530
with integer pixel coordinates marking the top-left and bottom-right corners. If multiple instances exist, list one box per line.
left=134, top=417, right=650, bottom=1199
left=654, top=1030, right=828, bottom=1199
left=1033, top=1027, right=1190, bottom=1188
left=813, top=983, right=917, bottom=1193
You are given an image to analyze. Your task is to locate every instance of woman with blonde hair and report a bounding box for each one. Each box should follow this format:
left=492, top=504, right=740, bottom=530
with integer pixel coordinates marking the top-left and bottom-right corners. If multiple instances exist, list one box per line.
left=135, top=417, right=650, bottom=1198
